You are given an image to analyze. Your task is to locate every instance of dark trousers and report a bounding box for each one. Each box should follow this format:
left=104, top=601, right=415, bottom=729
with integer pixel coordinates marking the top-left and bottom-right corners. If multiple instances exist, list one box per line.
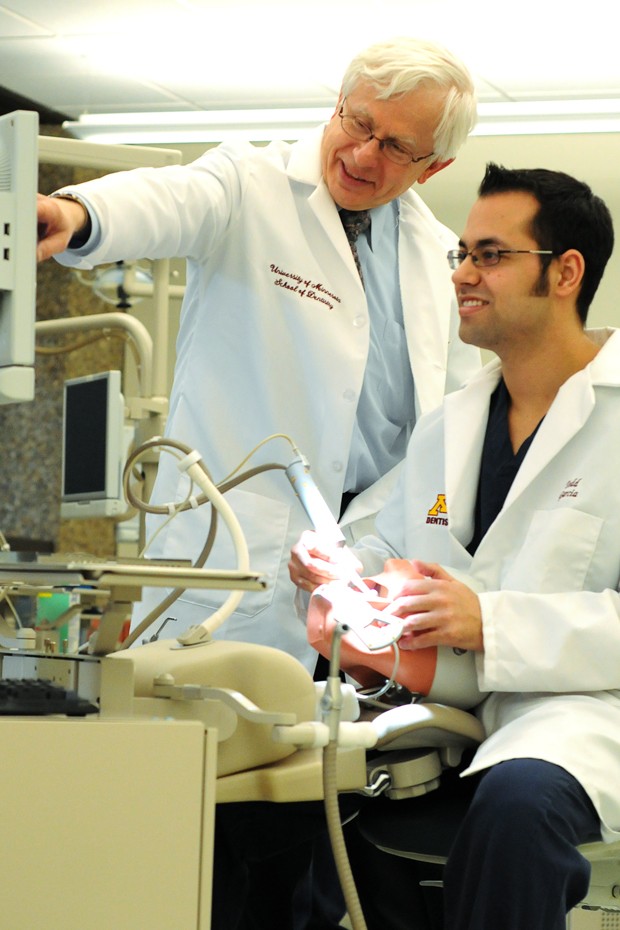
left=444, top=759, right=600, bottom=930
left=211, top=797, right=358, bottom=930
left=292, top=833, right=348, bottom=929
left=349, top=758, right=601, bottom=930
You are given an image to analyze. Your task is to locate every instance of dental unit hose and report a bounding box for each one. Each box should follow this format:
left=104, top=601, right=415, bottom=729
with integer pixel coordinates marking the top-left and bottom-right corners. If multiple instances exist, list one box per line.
left=176, top=450, right=250, bottom=645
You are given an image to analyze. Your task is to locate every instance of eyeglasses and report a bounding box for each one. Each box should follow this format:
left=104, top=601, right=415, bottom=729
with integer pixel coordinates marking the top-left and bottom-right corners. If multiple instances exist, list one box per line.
left=338, top=105, right=434, bottom=166
left=447, top=246, right=556, bottom=271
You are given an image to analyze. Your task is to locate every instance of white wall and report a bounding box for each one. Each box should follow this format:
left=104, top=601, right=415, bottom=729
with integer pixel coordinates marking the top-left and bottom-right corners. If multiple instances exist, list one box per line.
left=418, top=131, right=620, bottom=331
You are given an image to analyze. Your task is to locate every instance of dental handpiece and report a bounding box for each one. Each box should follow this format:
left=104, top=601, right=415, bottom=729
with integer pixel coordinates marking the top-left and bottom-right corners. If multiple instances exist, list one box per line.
left=285, top=457, right=369, bottom=594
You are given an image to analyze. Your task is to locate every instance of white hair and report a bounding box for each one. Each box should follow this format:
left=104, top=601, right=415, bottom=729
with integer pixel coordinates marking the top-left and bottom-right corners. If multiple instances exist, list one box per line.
left=341, top=37, right=477, bottom=159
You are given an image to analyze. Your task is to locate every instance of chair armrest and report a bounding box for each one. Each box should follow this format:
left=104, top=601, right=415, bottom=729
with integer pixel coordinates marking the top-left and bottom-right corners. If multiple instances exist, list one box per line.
left=370, top=702, right=485, bottom=752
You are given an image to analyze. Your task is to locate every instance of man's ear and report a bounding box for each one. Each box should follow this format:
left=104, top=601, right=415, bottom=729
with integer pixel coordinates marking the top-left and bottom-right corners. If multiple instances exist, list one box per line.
left=417, top=158, right=455, bottom=184
left=554, top=249, right=585, bottom=297
left=330, top=91, right=345, bottom=120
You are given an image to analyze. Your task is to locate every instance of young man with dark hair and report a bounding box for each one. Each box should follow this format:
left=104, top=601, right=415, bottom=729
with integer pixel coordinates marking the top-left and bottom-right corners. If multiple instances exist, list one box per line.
left=291, top=163, right=618, bottom=930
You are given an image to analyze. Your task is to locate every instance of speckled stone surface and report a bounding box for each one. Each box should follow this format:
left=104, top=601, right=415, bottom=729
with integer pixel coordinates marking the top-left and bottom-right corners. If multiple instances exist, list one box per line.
left=0, top=129, right=123, bottom=557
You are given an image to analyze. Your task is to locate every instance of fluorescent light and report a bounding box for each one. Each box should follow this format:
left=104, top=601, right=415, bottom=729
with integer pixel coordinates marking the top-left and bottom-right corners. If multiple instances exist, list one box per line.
left=62, top=99, right=620, bottom=146
left=474, top=99, right=620, bottom=136
left=63, top=108, right=334, bottom=145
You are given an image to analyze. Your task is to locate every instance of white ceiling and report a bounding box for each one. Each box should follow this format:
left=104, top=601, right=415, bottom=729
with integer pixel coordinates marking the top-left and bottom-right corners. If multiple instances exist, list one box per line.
left=0, top=0, right=618, bottom=127
left=4, top=0, right=620, bottom=332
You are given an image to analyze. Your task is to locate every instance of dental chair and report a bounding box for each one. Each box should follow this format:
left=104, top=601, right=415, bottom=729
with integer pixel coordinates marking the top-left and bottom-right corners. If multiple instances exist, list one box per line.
left=358, top=702, right=620, bottom=925
left=308, top=579, right=620, bottom=926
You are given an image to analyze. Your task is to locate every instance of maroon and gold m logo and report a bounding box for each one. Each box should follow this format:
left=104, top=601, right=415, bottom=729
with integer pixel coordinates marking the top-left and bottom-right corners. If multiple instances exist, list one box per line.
left=427, top=494, right=447, bottom=517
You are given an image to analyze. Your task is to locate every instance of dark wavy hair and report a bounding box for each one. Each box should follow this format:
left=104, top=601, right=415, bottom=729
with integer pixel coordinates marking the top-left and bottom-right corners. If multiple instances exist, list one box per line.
left=479, top=163, right=614, bottom=323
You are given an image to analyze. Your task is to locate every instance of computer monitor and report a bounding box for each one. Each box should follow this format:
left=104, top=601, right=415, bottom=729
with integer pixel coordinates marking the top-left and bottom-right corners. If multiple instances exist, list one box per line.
left=61, top=370, right=127, bottom=519
left=0, top=110, right=38, bottom=404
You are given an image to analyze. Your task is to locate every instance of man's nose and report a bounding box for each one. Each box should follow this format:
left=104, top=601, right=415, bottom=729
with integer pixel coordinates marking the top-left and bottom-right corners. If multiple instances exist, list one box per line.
left=352, top=137, right=382, bottom=166
left=452, top=254, right=481, bottom=286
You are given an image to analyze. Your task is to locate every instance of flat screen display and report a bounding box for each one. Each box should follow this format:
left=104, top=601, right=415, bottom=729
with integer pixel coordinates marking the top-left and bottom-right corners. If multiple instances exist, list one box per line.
left=61, top=370, right=126, bottom=518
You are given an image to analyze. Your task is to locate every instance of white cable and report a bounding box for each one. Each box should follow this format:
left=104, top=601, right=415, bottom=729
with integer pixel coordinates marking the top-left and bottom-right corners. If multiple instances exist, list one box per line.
left=322, top=625, right=368, bottom=930
left=138, top=504, right=182, bottom=559
left=137, top=456, right=194, bottom=558
left=123, top=433, right=295, bottom=645
left=218, top=431, right=297, bottom=484
left=175, top=456, right=250, bottom=645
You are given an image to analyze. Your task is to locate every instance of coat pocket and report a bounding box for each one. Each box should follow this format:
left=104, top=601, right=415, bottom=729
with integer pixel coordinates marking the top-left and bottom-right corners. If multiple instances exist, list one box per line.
left=500, top=508, right=603, bottom=592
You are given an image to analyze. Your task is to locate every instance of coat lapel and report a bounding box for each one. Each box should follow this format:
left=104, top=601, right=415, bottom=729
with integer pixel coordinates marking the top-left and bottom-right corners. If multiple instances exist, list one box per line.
left=398, top=195, right=456, bottom=415
left=443, top=362, right=502, bottom=544
left=287, top=128, right=365, bottom=288
left=503, top=329, right=620, bottom=509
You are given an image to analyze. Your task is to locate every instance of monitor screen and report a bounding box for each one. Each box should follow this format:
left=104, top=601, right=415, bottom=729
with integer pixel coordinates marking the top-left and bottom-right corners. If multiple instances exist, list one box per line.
left=61, top=370, right=127, bottom=518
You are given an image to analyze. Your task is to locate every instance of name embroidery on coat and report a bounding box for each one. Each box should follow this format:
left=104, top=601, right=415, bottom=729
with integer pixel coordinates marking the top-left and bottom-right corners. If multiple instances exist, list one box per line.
left=558, top=477, right=582, bottom=500
left=269, top=263, right=342, bottom=310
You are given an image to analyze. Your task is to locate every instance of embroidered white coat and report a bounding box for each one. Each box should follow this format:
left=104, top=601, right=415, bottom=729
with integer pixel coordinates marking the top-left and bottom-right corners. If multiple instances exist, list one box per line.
left=55, top=127, right=479, bottom=669
left=357, top=328, right=620, bottom=839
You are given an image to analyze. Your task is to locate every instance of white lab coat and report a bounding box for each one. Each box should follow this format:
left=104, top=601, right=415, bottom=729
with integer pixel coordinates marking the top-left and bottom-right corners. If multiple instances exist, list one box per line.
left=56, top=127, right=479, bottom=669
left=357, top=328, right=620, bottom=840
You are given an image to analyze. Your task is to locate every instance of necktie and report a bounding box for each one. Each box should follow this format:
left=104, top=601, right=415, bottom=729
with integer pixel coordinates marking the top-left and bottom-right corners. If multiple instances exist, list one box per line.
left=340, top=209, right=370, bottom=287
